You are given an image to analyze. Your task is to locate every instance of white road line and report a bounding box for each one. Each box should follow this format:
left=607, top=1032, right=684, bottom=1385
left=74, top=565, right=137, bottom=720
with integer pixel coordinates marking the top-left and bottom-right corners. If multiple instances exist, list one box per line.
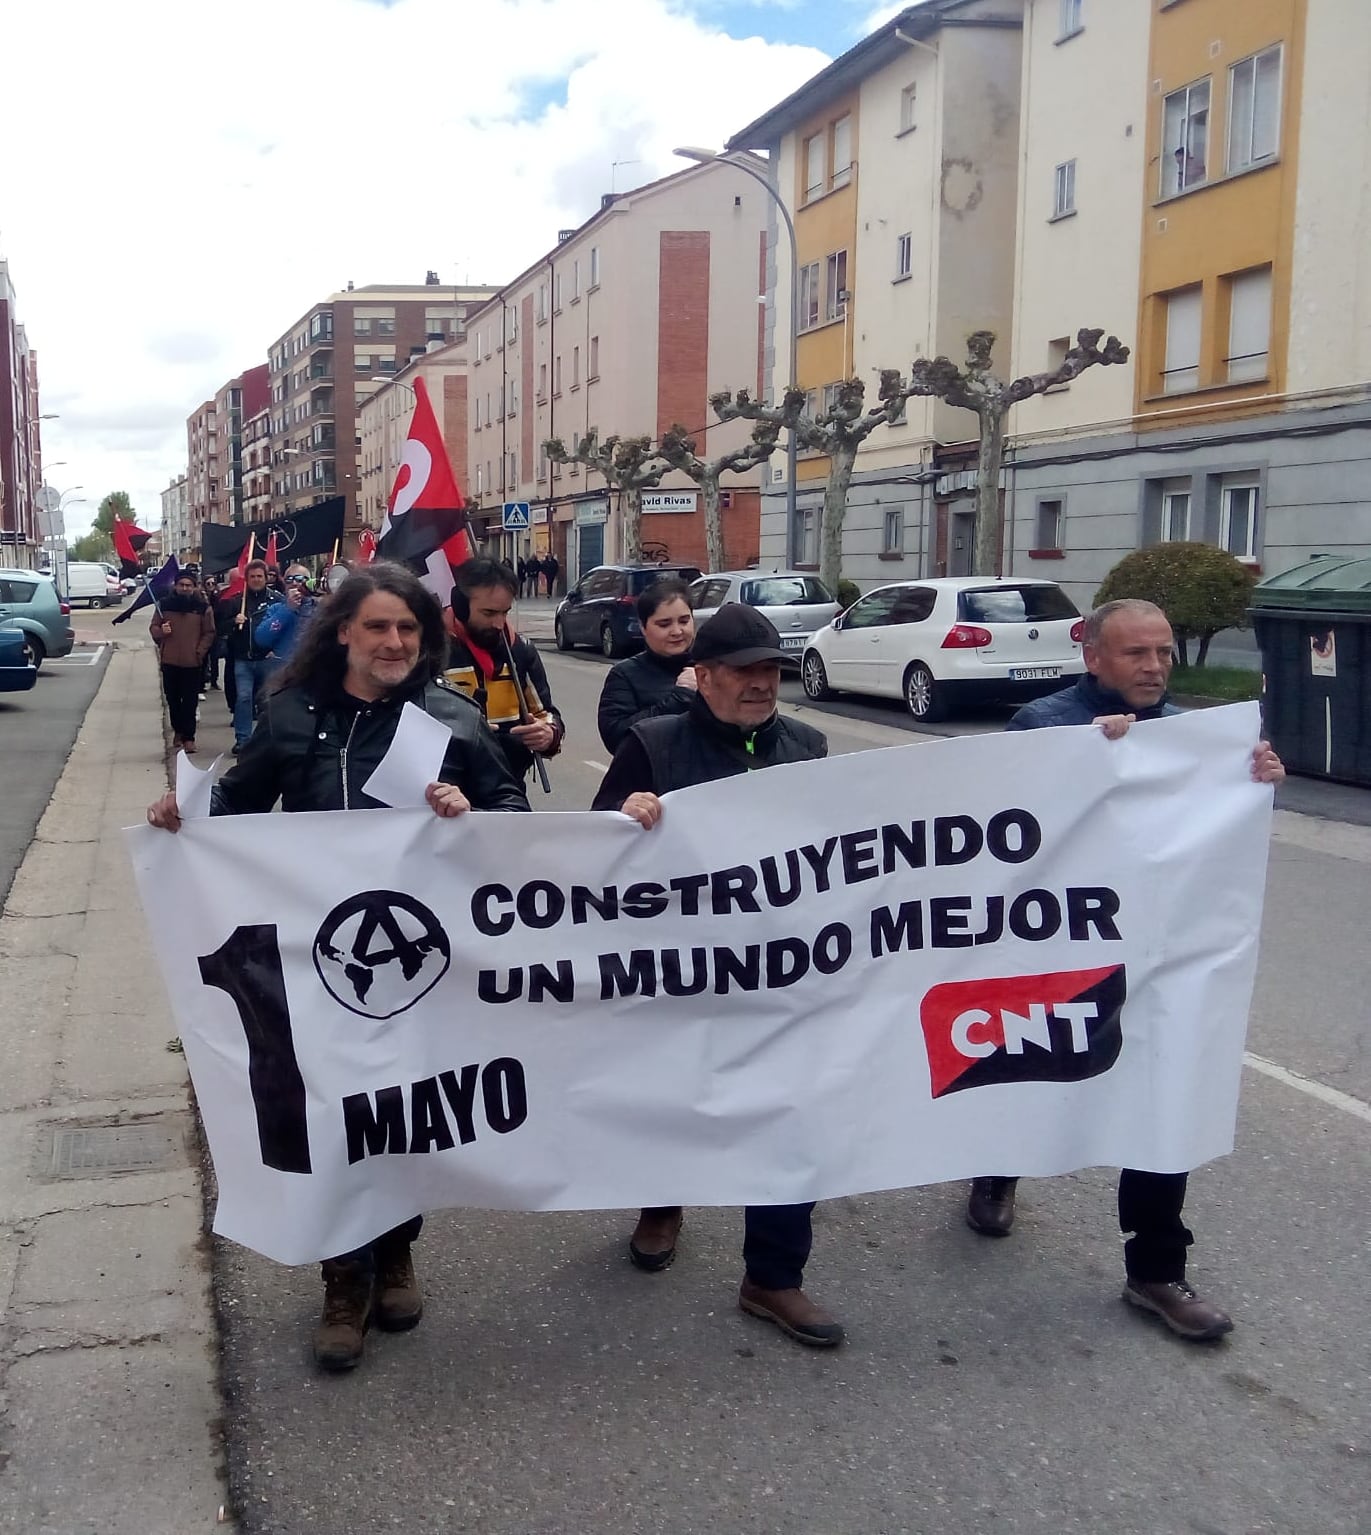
left=1243, top=1051, right=1371, bottom=1124
left=583, top=759, right=609, bottom=773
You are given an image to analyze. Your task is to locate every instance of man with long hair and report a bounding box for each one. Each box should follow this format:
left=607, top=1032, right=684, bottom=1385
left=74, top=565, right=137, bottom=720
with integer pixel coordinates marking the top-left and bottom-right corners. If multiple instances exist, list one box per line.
left=146, top=562, right=529, bottom=1372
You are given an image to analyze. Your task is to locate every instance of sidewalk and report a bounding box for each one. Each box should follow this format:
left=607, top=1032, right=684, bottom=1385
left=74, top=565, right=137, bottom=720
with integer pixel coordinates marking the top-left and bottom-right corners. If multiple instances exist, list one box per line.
left=0, top=635, right=226, bottom=1532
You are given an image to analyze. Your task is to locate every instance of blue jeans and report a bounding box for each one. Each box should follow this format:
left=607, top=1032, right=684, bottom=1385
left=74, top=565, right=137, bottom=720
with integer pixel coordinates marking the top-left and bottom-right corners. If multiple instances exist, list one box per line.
left=232, top=657, right=274, bottom=745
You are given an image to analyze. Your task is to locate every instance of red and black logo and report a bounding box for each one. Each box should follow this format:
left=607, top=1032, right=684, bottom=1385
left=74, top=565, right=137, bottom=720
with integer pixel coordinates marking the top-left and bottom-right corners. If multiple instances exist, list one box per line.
left=920, top=965, right=1126, bottom=1098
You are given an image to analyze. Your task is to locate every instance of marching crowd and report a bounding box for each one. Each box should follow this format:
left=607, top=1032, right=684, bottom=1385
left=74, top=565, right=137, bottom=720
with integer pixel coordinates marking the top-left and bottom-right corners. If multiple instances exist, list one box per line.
left=145, top=554, right=1284, bottom=1374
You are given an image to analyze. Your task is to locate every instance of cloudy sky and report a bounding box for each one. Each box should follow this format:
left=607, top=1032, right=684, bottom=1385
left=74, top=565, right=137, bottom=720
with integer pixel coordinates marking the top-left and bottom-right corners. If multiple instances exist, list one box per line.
left=4, top=0, right=910, bottom=541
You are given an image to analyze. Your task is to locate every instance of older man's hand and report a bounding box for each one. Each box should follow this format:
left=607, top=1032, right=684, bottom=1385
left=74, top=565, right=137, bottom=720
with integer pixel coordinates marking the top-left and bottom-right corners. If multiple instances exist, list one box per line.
left=620, top=792, right=663, bottom=830
left=1092, top=713, right=1136, bottom=740
left=426, top=783, right=472, bottom=818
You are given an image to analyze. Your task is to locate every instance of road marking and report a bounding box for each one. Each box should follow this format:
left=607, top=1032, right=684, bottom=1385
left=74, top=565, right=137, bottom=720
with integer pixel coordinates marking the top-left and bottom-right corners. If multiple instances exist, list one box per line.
left=583, top=759, right=609, bottom=773
left=44, top=647, right=108, bottom=667
left=1243, top=1051, right=1371, bottom=1124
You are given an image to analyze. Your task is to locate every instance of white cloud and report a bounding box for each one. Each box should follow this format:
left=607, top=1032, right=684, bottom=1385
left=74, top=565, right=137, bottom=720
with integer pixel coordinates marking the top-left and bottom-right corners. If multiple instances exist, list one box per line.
left=3, top=0, right=828, bottom=538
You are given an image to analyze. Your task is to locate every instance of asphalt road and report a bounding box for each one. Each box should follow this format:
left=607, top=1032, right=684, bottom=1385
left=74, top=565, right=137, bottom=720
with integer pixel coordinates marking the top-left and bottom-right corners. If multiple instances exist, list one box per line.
left=0, top=633, right=110, bottom=907
left=207, top=644, right=1371, bottom=1535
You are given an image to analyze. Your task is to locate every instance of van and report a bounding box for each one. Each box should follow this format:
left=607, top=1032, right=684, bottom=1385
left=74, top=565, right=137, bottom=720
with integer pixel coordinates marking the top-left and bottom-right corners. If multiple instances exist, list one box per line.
left=66, top=562, right=115, bottom=608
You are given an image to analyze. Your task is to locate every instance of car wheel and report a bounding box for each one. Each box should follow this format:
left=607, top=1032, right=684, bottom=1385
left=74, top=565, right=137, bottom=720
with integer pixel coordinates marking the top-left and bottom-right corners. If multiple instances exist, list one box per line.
left=22, top=635, right=45, bottom=671
left=904, top=662, right=947, bottom=723
left=600, top=623, right=624, bottom=659
left=554, top=617, right=572, bottom=652
left=801, top=650, right=834, bottom=700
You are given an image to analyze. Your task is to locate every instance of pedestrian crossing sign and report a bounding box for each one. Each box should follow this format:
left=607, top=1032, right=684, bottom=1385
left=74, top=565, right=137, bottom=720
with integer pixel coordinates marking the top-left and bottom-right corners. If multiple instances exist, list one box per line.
left=502, top=502, right=531, bottom=530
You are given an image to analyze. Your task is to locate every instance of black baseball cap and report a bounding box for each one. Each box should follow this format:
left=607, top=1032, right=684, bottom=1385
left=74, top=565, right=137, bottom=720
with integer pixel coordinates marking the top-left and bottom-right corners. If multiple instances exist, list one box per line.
left=692, top=603, right=786, bottom=666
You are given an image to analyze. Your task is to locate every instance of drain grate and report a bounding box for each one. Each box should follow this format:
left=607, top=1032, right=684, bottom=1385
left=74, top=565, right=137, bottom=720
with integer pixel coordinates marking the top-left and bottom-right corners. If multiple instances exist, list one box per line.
left=37, top=1114, right=191, bottom=1180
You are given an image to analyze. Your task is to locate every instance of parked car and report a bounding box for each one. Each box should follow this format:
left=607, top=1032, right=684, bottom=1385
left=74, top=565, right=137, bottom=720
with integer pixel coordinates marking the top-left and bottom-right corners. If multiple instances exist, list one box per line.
left=800, top=577, right=1085, bottom=723
left=0, top=569, right=76, bottom=668
left=555, top=564, right=704, bottom=658
left=66, top=561, right=116, bottom=609
left=0, top=622, right=37, bottom=693
left=689, top=571, right=839, bottom=664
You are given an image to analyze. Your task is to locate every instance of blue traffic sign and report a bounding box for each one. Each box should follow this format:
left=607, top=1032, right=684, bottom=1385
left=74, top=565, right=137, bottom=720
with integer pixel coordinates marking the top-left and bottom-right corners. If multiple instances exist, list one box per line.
left=502, top=501, right=531, bottom=530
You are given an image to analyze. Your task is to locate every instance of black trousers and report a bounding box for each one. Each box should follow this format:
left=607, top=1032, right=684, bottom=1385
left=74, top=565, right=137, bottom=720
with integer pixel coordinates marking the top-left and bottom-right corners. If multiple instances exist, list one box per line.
left=161, top=664, right=201, bottom=743
left=1119, top=1170, right=1192, bottom=1283
left=323, top=1215, right=423, bottom=1280
left=643, top=1203, right=814, bottom=1290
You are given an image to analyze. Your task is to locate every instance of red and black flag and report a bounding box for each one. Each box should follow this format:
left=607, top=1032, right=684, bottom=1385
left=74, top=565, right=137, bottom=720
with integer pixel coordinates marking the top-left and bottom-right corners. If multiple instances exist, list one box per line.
left=112, top=516, right=153, bottom=579
left=377, top=375, right=472, bottom=600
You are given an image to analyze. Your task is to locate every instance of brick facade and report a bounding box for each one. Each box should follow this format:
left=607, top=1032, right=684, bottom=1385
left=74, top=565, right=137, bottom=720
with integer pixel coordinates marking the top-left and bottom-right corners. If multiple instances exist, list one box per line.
left=656, top=232, right=711, bottom=440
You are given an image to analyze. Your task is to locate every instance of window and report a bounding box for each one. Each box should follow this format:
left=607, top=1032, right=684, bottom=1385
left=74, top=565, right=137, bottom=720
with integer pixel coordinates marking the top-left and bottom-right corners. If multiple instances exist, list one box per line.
left=1229, top=46, right=1282, bottom=173
left=825, top=250, right=848, bottom=322
left=1059, top=0, right=1083, bottom=39
left=803, top=134, right=825, bottom=202
left=821, top=382, right=843, bottom=415
left=589, top=336, right=599, bottom=379
left=899, top=82, right=917, bottom=134
left=589, top=246, right=601, bottom=287
left=572, top=260, right=581, bottom=301
left=536, top=284, right=548, bottom=324
left=1220, top=480, right=1260, bottom=559
left=484, top=393, right=492, bottom=427
left=553, top=273, right=562, bottom=311
left=508, top=378, right=518, bottom=416
left=553, top=356, right=562, bottom=394
left=882, top=506, right=905, bottom=555
left=1227, top=266, right=1272, bottom=383
left=845, top=590, right=902, bottom=629
left=476, top=463, right=484, bottom=495
left=1053, top=159, right=1076, bottom=218
left=507, top=452, right=517, bottom=489
left=572, top=346, right=580, bottom=388
left=353, top=318, right=372, bottom=337
left=1163, top=285, right=1202, bottom=393
left=959, top=585, right=1079, bottom=623
left=354, top=353, right=372, bottom=373
left=1026, top=498, right=1061, bottom=553
left=505, top=308, right=518, bottom=344
left=896, top=232, right=912, bottom=279
left=377, top=317, right=396, bottom=336
left=1161, top=482, right=1191, bottom=542
left=797, top=507, right=819, bottom=565
left=798, top=260, right=821, bottom=330
left=538, top=362, right=548, bottom=400
left=831, top=115, right=852, bottom=189
left=1162, top=79, right=1210, bottom=195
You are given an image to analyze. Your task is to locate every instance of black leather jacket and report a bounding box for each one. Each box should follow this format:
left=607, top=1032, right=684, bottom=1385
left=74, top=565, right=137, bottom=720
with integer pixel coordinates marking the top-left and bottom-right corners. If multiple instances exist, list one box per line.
left=211, top=676, right=530, bottom=815
left=593, top=693, right=827, bottom=808
left=596, top=648, right=694, bottom=753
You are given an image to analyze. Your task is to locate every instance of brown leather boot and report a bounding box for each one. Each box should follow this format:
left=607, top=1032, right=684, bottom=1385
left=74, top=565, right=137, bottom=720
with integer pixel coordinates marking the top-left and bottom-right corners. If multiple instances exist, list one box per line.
left=314, top=1259, right=373, bottom=1371
left=628, top=1206, right=683, bottom=1272
left=374, top=1241, right=423, bottom=1332
left=966, top=1177, right=1018, bottom=1236
left=1124, top=1278, right=1233, bottom=1341
left=739, top=1278, right=845, bottom=1348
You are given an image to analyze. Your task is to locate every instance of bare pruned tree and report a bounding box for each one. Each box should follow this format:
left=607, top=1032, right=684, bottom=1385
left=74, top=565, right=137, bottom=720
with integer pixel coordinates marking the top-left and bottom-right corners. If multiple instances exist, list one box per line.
left=904, top=328, right=1130, bottom=575
left=656, top=418, right=782, bottom=573
left=543, top=433, right=670, bottom=565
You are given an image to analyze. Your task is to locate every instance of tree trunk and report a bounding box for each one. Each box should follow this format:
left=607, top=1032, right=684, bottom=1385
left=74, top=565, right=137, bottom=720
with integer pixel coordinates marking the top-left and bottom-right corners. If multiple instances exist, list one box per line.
left=621, top=486, right=642, bottom=565
left=820, top=442, right=858, bottom=594
left=973, top=406, right=1005, bottom=577
left=1195, top=632, right=1212, bottom=668
left=701, top=472, right=724, bottom=574
left=1174, top=635, right=1190, bottom=668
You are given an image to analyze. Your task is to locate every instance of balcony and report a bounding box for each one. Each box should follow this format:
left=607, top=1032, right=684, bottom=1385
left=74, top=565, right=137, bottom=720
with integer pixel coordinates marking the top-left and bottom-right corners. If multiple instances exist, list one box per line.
left=310, top=395, right=335, bottom=419
left=309, top=361, right=333, bottom=381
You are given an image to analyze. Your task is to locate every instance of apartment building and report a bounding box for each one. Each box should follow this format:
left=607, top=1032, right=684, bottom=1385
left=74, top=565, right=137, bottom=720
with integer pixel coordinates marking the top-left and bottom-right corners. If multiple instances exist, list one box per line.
left=727, top=0, right=1026, bottom=583
left=0, top=260, right=46, bottom=569
left=1005, top=0, right=1371, bottom=619
left=241, top=405, right=272, bottom=523
left=213, top=365, right=269, bottom=529
left=161, top=474, right=189, bottom=562
left=267, top=281, right=497, bottom=536
left=463, top=159, right=771, bottom=579
left=357, top=338, right=470, bottom=531
left=186, top=399, right=220, bottom=559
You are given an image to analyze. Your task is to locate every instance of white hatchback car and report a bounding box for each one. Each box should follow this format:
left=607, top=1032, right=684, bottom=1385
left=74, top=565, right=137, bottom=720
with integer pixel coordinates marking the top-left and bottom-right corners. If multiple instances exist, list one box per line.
left=801, top=577, right=1085, bottom=722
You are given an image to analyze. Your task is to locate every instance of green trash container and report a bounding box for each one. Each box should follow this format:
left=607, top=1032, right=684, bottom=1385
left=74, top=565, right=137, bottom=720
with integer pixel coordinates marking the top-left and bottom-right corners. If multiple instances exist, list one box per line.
left=1249, top=554, right=1371, bottom=785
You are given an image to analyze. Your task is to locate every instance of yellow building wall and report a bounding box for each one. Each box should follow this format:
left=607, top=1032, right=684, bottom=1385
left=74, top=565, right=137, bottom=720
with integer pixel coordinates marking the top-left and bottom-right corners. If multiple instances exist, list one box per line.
left=1136, top=0, right=1305, bottom=426
left=789, top=90, right=860, bottom=483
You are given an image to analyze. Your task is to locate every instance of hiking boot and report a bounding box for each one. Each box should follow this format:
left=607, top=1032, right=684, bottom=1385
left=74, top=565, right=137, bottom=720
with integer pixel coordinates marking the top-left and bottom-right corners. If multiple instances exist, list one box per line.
left=739, top=1278, right=845, bottom=1348
left=374, top=1242, right=423, bottom=1332
left=314, top=1260, right=373, bottom=1371
left=967, top=1177, right=1018, bottom=1236
left=1124, top=1278, right=1233, bottom=1341
left=629, top=1207, right=683, bottom=1272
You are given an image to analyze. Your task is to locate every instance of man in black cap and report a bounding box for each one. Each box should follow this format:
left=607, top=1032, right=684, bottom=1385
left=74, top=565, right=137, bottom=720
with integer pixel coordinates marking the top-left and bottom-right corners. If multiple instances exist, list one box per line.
left=592, top=602, right=842, bottom=1349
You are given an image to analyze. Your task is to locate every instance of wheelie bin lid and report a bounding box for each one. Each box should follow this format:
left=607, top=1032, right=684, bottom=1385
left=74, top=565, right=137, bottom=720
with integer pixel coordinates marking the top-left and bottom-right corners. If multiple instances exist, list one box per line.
left=1250, top=554, right=1371, bottom=614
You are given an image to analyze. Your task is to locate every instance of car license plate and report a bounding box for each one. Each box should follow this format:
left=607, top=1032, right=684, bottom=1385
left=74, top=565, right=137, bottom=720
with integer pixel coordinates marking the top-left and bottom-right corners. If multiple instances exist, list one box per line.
left=1009, top=666, right=1061, bottom=680
left=780, top=635, right=806, bottom=651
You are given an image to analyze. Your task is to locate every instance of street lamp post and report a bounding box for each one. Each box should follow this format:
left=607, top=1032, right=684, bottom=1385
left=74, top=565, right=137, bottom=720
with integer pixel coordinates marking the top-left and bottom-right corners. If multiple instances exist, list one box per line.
left=674, top=146, right=800, bottom=567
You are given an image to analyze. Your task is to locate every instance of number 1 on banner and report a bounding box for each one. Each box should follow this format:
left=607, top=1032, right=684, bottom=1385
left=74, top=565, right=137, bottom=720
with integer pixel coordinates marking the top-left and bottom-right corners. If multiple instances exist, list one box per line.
left=198, top=925, right=313, bottom=1174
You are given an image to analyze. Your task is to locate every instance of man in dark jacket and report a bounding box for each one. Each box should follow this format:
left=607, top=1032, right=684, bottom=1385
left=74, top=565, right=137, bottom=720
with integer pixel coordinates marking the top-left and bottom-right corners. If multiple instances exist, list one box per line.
left=965, top=597, right=1284, bottom=1342
left=597, top=577, right=696, bottom=752
left=147, top=562, right=529, bottom=1372
left=592, top=603, right=843, bottom=1349
left=446, top=557, right=564, bottom=785
left=220, top=559, right=282, bottom=752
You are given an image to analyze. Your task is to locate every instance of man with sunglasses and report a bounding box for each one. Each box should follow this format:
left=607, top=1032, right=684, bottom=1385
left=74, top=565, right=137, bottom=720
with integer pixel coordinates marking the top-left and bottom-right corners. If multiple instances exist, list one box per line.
left=255, top=564, right=321, bottom=674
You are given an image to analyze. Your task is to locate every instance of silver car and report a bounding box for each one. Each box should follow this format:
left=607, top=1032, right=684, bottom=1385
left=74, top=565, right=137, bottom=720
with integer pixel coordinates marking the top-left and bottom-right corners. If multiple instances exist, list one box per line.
left=689, top=571, right=840, bottom=662
left=0, top=568, right=76, bottom=668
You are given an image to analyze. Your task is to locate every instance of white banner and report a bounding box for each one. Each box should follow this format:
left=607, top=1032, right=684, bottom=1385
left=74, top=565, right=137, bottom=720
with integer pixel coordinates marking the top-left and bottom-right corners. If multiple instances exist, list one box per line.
left=127, top=705, right=1272, bottom=1265
left=641, top=491, right=698, bottom=514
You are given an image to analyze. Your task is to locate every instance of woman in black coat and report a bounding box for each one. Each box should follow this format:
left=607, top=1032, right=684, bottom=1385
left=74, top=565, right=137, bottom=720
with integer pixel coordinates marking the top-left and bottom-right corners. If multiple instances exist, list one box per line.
left=596, top=578, right=697, bottom=753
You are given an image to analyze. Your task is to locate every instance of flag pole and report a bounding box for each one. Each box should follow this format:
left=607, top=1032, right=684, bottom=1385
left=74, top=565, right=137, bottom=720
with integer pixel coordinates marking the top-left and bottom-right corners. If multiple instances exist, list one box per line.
left=239, top=532, right=256, bottom=618
left=499, top=629, right=552, bottom=795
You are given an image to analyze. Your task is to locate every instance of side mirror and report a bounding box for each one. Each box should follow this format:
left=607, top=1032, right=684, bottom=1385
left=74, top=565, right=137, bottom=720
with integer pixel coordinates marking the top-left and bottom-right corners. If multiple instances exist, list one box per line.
left=831, top=614, right=845, bottom=632
left=565, top=589, right=581, bottom=603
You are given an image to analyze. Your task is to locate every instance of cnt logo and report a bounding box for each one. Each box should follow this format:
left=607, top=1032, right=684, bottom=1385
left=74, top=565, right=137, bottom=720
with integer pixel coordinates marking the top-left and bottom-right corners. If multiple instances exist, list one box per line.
left=919, top=965, right=1126, bottom=1098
